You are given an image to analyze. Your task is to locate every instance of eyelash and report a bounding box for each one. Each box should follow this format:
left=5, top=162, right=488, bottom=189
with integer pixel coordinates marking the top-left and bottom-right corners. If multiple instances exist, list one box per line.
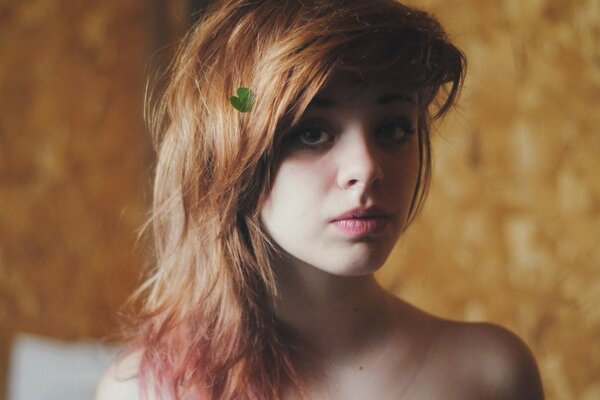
left=375, top=120, right=417, bottom=142
left=295, top=127, right=334, bottom=147
left=291, top=119, right=416, bottom=149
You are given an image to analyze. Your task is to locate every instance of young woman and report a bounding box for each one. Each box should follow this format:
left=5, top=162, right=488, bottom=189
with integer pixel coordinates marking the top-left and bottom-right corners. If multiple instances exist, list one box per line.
left=97, top=0, right=545, bottom=399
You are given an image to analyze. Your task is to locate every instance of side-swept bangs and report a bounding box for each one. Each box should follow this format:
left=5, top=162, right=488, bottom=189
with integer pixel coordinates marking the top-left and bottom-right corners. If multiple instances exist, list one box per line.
left=256, top=0, right=466, bottom=128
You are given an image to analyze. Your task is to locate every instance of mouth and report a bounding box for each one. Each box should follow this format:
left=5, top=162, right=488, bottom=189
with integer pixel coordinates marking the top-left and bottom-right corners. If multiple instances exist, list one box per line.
left=331, top=206, right=392, bottom=222
left=330, top=207, right=392, bottom=236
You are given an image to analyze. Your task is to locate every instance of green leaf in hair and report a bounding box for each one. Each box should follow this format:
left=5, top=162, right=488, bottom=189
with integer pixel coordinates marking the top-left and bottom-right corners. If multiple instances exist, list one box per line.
left=229, top=87, right=254, bottom=113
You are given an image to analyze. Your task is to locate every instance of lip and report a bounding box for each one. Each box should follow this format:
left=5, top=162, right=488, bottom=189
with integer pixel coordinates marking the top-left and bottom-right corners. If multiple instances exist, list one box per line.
left=330, top=206, right=392, bottom=237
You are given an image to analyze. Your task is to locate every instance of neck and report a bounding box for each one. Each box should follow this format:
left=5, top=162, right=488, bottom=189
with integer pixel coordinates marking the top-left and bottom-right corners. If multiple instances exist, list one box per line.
left=271, top=255, right=396, bottom=363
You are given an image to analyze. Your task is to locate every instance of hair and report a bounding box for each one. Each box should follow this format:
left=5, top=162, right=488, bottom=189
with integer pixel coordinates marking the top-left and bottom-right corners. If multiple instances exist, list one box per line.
left=127, top=0, right=465, bottom=398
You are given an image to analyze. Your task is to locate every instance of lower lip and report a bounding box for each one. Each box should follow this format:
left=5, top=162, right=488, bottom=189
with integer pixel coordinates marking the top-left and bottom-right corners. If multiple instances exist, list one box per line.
left=331, top=217, right=390, bottom=237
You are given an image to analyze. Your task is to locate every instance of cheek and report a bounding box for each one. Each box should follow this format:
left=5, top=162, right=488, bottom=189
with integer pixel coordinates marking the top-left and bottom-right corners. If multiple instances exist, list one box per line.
left=260, top=155, right=338, bottom=247
left=388, top=146, right=421, bottom=217
left=405, top=152, right=421, bottom=191
left=265, top=157, right=331, bottom=202
left=389, top=141, right=420, bottom=180
left=261, top=161, right=318, bottom=226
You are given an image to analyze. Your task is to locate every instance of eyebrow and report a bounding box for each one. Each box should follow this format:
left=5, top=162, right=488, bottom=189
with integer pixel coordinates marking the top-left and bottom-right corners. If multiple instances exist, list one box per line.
left=307, top=93, right=417, bottom=108
left=377, top=93, right=417, bottom=106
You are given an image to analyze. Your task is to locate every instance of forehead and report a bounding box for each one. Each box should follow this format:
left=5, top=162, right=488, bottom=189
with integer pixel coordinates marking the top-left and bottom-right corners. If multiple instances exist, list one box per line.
left=307, top=72, right=418, bottom=109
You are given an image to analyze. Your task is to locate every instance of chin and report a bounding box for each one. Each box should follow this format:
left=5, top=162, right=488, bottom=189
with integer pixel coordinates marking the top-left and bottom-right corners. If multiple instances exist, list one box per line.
left=274, top=239, right=393, bottom=278
left=320, top=253, right=389, bottom=277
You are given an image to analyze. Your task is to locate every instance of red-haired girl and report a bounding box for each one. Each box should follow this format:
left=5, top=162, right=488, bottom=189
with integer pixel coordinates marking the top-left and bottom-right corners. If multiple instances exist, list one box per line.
left=97, top=1, right=544, bottom=398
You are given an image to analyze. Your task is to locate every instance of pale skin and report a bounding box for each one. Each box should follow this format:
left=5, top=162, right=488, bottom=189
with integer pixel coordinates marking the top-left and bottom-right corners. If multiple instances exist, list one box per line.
left=97, top=74, right=544, bottom=399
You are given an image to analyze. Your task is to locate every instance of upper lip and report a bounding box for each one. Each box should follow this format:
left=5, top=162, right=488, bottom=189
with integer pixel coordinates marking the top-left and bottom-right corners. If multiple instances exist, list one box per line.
left=331, top=206, right=392, bottom=222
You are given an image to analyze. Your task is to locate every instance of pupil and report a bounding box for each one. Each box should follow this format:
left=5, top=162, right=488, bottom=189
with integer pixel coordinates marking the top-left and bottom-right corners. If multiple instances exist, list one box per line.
left=385, top=125, right=402, bottom=138
left=304, top=130, right=321, bottom=143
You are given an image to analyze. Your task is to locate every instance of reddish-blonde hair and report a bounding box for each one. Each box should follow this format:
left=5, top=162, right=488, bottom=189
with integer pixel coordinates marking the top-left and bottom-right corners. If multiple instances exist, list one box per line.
left=129, top=0, right=465, bottom=398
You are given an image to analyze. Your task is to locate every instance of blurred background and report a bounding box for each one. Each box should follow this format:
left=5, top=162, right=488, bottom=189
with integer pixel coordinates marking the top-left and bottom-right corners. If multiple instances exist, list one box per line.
left=0, top=0, right=598, bottom=399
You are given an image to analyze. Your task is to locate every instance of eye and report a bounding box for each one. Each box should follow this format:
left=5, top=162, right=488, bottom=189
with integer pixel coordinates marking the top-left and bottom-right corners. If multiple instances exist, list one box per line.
left=295, top=127, right=334, bottom=147
left=375, top=120, right=416, bottom=143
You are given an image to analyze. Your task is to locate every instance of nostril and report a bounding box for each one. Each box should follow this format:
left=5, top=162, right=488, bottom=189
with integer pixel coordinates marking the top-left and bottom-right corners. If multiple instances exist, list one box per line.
left=343, top=175, right=382, bottom=190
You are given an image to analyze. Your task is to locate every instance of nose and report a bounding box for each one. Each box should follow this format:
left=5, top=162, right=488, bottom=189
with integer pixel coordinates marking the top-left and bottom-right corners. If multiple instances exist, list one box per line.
left=336, top=133, right=384, bottom=191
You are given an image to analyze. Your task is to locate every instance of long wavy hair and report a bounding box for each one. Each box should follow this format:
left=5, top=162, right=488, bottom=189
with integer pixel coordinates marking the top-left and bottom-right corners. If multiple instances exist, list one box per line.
left=128, top=0, right=466, bottom=398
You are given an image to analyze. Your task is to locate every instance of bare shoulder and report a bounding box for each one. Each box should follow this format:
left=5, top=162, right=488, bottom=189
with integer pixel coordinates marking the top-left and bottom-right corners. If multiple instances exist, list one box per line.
left=435, top=320, right=545, bottom=399
left=95, top=350, right=145, bottom=400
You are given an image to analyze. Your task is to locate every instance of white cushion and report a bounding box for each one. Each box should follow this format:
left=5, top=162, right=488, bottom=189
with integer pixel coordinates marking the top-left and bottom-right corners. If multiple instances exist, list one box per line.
left=8, top=333, right=119, bottom=400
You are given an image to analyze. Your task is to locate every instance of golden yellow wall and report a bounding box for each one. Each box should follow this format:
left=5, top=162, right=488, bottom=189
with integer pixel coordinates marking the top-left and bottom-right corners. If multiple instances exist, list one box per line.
left=380, top=1, right=600, bottom=399
left=0, top=1, right=597, bottom=399
left=0, top=1, right=161, bottom=398
left=0, top=0, right=191, bottom=397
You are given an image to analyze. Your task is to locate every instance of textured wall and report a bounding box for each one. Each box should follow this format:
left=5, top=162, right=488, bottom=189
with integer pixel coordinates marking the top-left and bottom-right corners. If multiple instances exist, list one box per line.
left=0, top=1, right=156, bottom=398
left=380, top=1, right=600, bottom=399
left=0, top=0, right=598, bottom=399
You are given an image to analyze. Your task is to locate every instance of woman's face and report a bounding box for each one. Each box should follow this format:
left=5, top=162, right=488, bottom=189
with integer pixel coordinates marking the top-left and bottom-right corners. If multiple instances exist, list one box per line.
left=260, top=74, right=421, bottom=276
